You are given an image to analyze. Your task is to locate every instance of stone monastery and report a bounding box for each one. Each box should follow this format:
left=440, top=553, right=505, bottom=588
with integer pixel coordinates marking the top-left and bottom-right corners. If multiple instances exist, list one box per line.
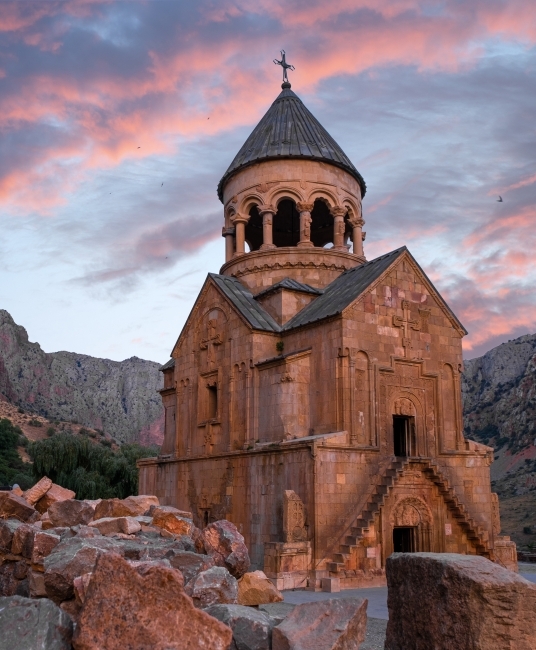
left=138, top=78, right=517, bottom=589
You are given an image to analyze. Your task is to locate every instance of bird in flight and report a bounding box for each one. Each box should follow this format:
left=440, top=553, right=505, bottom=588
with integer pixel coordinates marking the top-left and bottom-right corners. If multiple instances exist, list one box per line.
left=497, top=196, right=503, bottom=202
left=161, top=183, right=164, bottom=187
left=137, top=146, right=140, bottom=149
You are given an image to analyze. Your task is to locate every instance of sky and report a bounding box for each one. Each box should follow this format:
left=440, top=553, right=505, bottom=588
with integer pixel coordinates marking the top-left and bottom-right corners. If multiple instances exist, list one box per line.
left=0, top=0, right=535, bottom=364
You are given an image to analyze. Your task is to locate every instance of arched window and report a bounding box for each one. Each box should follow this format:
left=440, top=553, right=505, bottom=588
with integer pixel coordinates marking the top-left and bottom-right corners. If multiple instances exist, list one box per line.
left=310, top=199, right=333, bottom=248
left=245, top=205, right=263, bottom=251
left=273, top=199, right=300, bottom=247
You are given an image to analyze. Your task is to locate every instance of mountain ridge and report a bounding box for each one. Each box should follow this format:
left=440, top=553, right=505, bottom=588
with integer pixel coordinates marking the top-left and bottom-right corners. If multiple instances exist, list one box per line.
left=0, top=309, right=164, bottom=445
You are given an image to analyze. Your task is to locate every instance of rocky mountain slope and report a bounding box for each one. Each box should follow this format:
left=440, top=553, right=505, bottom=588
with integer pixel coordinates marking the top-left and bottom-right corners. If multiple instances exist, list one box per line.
left=462, top=332, right=536, bottom=549
left=0, top=310, right=163, bottom=445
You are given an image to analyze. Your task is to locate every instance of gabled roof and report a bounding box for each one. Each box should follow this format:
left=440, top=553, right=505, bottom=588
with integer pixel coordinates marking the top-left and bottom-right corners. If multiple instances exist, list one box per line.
left=209, top=273, right=281, bottom=332
left=217, top=83, right=366, bottom=201
left=254, top=277, right=323, bottom=299
left=159, top=358, right=175, bottom=372
left=283, top=248, right=407, bottom=330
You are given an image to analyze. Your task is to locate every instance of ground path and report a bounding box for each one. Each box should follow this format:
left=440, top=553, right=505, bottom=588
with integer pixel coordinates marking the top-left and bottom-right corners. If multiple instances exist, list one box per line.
left=281, top=563, right=536, bottom=649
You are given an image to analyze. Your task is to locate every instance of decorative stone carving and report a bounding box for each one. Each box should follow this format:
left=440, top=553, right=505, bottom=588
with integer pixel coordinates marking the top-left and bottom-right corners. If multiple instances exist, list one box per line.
left=393, top=397, right=416, bottom=417
left=283, top=490, right=307, bottom=542
left=391, top=496, right=432, bottom=528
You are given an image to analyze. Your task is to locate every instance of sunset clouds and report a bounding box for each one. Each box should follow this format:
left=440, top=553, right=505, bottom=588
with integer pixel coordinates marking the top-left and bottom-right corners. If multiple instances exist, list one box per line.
left=0, top=0, right=534, bottom=360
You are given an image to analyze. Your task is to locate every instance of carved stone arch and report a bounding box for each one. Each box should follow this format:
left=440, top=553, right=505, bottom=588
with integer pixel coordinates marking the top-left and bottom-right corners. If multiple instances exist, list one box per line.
left=390, top=495, right=433, bottom=528
left=269, top=187, right=304, bottom=207
left=225, top=206, right=236, bottom=229
left=343, top=197, right=362, bottom=221
left=306, top=188, right=338, bottom=208
left=239, top=193, right=263, bottom=216
left=390, top=390, right=425, bottom=457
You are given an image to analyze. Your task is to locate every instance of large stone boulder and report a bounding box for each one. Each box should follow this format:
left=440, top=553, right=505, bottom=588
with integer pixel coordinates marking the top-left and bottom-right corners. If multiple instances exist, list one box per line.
left=0, top=595, right=73, bottom=650
left=0, top=561, right=29, bottom=597
left=31, top=531, right=62, bottom=568
left=43, top=536, right=121, bottom=603
left=206, top=603, right=274, bottom=650
left=202, top=520, right=250, bottom=578
left=11, top=523, right=36, bottom=557
left=186, top=565, right=239, bottom=609
left=0, top=492, right=39, bottom=522
left=48, top=500, right=94, bottom=528
left=166, top=549, right=215, bottom=584
left=23, top=476, right=53, bottom=506
left=385, top=552, right=536, bottom=650
left=121, top=494, right=159, bottom=515
left=238, top=570, right=283, bottom=606
left=272, top=598, right=368, bottom=650
left=35, top=484, right=76, bottom=514
left=92, top=498, right=138, bottom=520
left=72, top=552, right=232, bottom=650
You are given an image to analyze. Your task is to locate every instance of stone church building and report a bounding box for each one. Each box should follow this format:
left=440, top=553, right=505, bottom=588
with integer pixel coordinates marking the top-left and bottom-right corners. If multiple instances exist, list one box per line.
left=138, top=80, right=516, bottom=588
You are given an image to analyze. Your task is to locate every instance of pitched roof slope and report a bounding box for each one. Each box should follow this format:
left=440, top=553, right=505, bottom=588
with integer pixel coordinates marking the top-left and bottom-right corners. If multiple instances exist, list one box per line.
left=217, top=84, right=366, bottom=201
left=283, top=248, right=406, bottom=330
left=209, top=273, right=281, bottom=332
left=254, top=277, right=323, bottom=299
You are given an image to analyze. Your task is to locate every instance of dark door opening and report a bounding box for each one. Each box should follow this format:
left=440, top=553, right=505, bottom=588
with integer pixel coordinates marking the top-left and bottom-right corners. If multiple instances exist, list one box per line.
left=393, top=526, right=416, bottom=553
left=393, top=415, right=414, bottom=457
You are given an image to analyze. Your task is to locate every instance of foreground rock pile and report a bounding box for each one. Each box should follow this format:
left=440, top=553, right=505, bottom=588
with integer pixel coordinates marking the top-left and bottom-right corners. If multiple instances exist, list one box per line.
left=0, top=477, right=368, bottom=649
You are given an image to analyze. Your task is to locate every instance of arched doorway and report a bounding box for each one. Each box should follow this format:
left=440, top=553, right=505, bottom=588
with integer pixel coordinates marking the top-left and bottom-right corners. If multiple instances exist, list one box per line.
left=392, top=398, right=417, bottom=457
left=391, top=497, right=432, bottom=553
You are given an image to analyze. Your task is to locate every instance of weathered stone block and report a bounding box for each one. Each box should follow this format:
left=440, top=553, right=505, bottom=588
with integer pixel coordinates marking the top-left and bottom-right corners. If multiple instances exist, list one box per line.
left=0, top=519, right=23, bottom=552
left=272, top=598, right=367, bottom=650
left=166, top=549, right=215, bottom=584
left=186, top=565, right=239, bottom=609
left=32, top=531, right=61, bottom=568
left=89, top=516, right=141, bottom=536
left=385, top=552, right=536, bottom=650
left=35, top=484, right=76, bottom=514
left=238, top=570, right=283, bottom=605
left=206, top=603, right=274, bottom=650
left=0, top=492, right=38, bottom=522
left=24, top=476, right=53, bottom=506
left=202, top=520, right=250, bottom=578
left=48, top=500, right=94, bottom=528
left=0, top=595, right=73, bottom=650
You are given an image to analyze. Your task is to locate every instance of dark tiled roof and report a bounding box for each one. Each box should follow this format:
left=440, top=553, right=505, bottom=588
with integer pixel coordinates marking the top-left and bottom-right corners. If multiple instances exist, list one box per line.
left=283, top=248, right=407, bottom=330
left=254, top=277, right=323, bottom=299
left=217, top=84, right=366, bottom=201
left=210, top=273, right=281, bottom=332
left=160, top=358, right=175, bottom=371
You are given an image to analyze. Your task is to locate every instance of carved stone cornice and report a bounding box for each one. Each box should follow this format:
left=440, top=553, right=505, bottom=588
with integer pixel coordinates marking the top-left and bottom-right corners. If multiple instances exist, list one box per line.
left=258, top=204, right=277, bottom=216
left=231, top=212, right=250, bottom=225
left=348, top=217, right=365, bottom=228
left=329, top=206, right=347, bottom=219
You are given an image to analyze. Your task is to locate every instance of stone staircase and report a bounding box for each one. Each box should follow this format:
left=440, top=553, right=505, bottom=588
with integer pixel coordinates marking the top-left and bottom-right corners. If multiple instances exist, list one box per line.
left=328, top=457, right=492, bottom=574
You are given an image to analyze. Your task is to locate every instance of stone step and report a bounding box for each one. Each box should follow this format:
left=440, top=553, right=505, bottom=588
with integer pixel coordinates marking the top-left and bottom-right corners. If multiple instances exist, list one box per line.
left=340, top=544, right=358, bottom=554
left=332, top=553, right=349, bottom=563
left=328, top=562, right=344, bottom=573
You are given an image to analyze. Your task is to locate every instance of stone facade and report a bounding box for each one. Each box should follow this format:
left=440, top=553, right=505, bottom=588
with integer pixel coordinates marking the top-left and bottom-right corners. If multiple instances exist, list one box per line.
left=139, top=82, right=512, bottom=589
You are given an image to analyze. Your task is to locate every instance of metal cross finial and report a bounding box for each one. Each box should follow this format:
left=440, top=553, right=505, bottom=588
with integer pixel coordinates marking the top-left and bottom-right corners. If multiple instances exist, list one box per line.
left=273, top=50, right=295, bottom=84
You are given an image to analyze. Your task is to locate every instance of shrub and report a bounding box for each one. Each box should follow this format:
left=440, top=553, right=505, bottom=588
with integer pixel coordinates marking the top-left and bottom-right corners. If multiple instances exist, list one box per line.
left=79, top=428, right=90, bottom=436
left=523, top=526, right=533, bottom=535
left=46, top=427, right=56, bottom=437
left=28, top=418, right=43, bottom=428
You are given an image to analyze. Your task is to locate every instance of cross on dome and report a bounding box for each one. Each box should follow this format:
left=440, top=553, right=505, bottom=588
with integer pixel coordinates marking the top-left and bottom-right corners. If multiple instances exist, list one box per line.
left=273, top=50, right=295, bottom=85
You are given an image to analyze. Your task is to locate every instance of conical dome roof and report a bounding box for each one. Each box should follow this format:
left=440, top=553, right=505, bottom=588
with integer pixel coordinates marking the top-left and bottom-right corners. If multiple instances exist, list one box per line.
left=217, top=83, right=366, bottom=202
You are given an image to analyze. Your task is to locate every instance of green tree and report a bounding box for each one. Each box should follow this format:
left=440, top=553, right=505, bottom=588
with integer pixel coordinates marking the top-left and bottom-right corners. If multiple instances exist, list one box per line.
left=0, top=418, right=34, bottom=489
left=29, top=433, right=158, bottom=499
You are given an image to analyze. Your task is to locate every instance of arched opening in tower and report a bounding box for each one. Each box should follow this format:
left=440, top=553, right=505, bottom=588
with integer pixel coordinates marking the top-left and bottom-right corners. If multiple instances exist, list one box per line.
left=245, top=205, right=263, bottom=251
left=273, top=199, right=300, bottom=247
left=310, top=199, right=333, bottom=248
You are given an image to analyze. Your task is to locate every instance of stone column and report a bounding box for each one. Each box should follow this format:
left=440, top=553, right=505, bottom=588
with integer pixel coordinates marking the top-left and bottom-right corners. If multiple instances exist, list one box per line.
left=296, top=202, right=314, bottom=248
left=231, top=213, right=249, bottom=257
left=222, top=226, right=235, bottom=262
left=330, top=206, right=347, bottom=251
left=258, top=204, right=277, bottom=250
left=348, top=217, right=365, bottom=258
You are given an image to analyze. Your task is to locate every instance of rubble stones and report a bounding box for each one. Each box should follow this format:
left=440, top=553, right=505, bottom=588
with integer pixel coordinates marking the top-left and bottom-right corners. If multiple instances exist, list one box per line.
left=166, top=549, right=215, bottom=584
left=385, top=552, right=536, bottom=650
left=48, top=500, right=95, bottom=528
left=29, top=570, right=47, bottom=598
left=148, top=504, right=193, bottom=519
left=89, top=516, right=141, bottom=536
left=35, top=484, right=76, bottom=514
left=206, top=603, right=274, bottom=650
left=93, top=498, right=138, bottom=520
left=12, top=523, right=35, bottom=557
left=152, top=510, right=197, bottom=537
left=202, top=520, right=250, bottom=578
left=272, top=598, right=368, bottom=650
left=72, top=552, right=232, bottom=650
left=24, top=477, right=53, bottom=506
left=43, top=536, right=122, bottom=603
left=0, top=519, right=22, bottom=551
left=0, top=595, right=73, bottom=650
left=121, top=495, right=159, bottom=515
left=187, top=565, right=239, bottom=609
left=0, top=492, right=39, bottom=522
left=31, top=531, right=61, bottom=567
left=238, top=570, right=284, bottom=606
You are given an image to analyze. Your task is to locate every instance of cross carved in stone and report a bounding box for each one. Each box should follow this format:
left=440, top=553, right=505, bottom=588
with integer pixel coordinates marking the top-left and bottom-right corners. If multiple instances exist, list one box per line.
left=393, top=300, right=421, bottom=356
left=200, top=319, right=223, bottom=365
